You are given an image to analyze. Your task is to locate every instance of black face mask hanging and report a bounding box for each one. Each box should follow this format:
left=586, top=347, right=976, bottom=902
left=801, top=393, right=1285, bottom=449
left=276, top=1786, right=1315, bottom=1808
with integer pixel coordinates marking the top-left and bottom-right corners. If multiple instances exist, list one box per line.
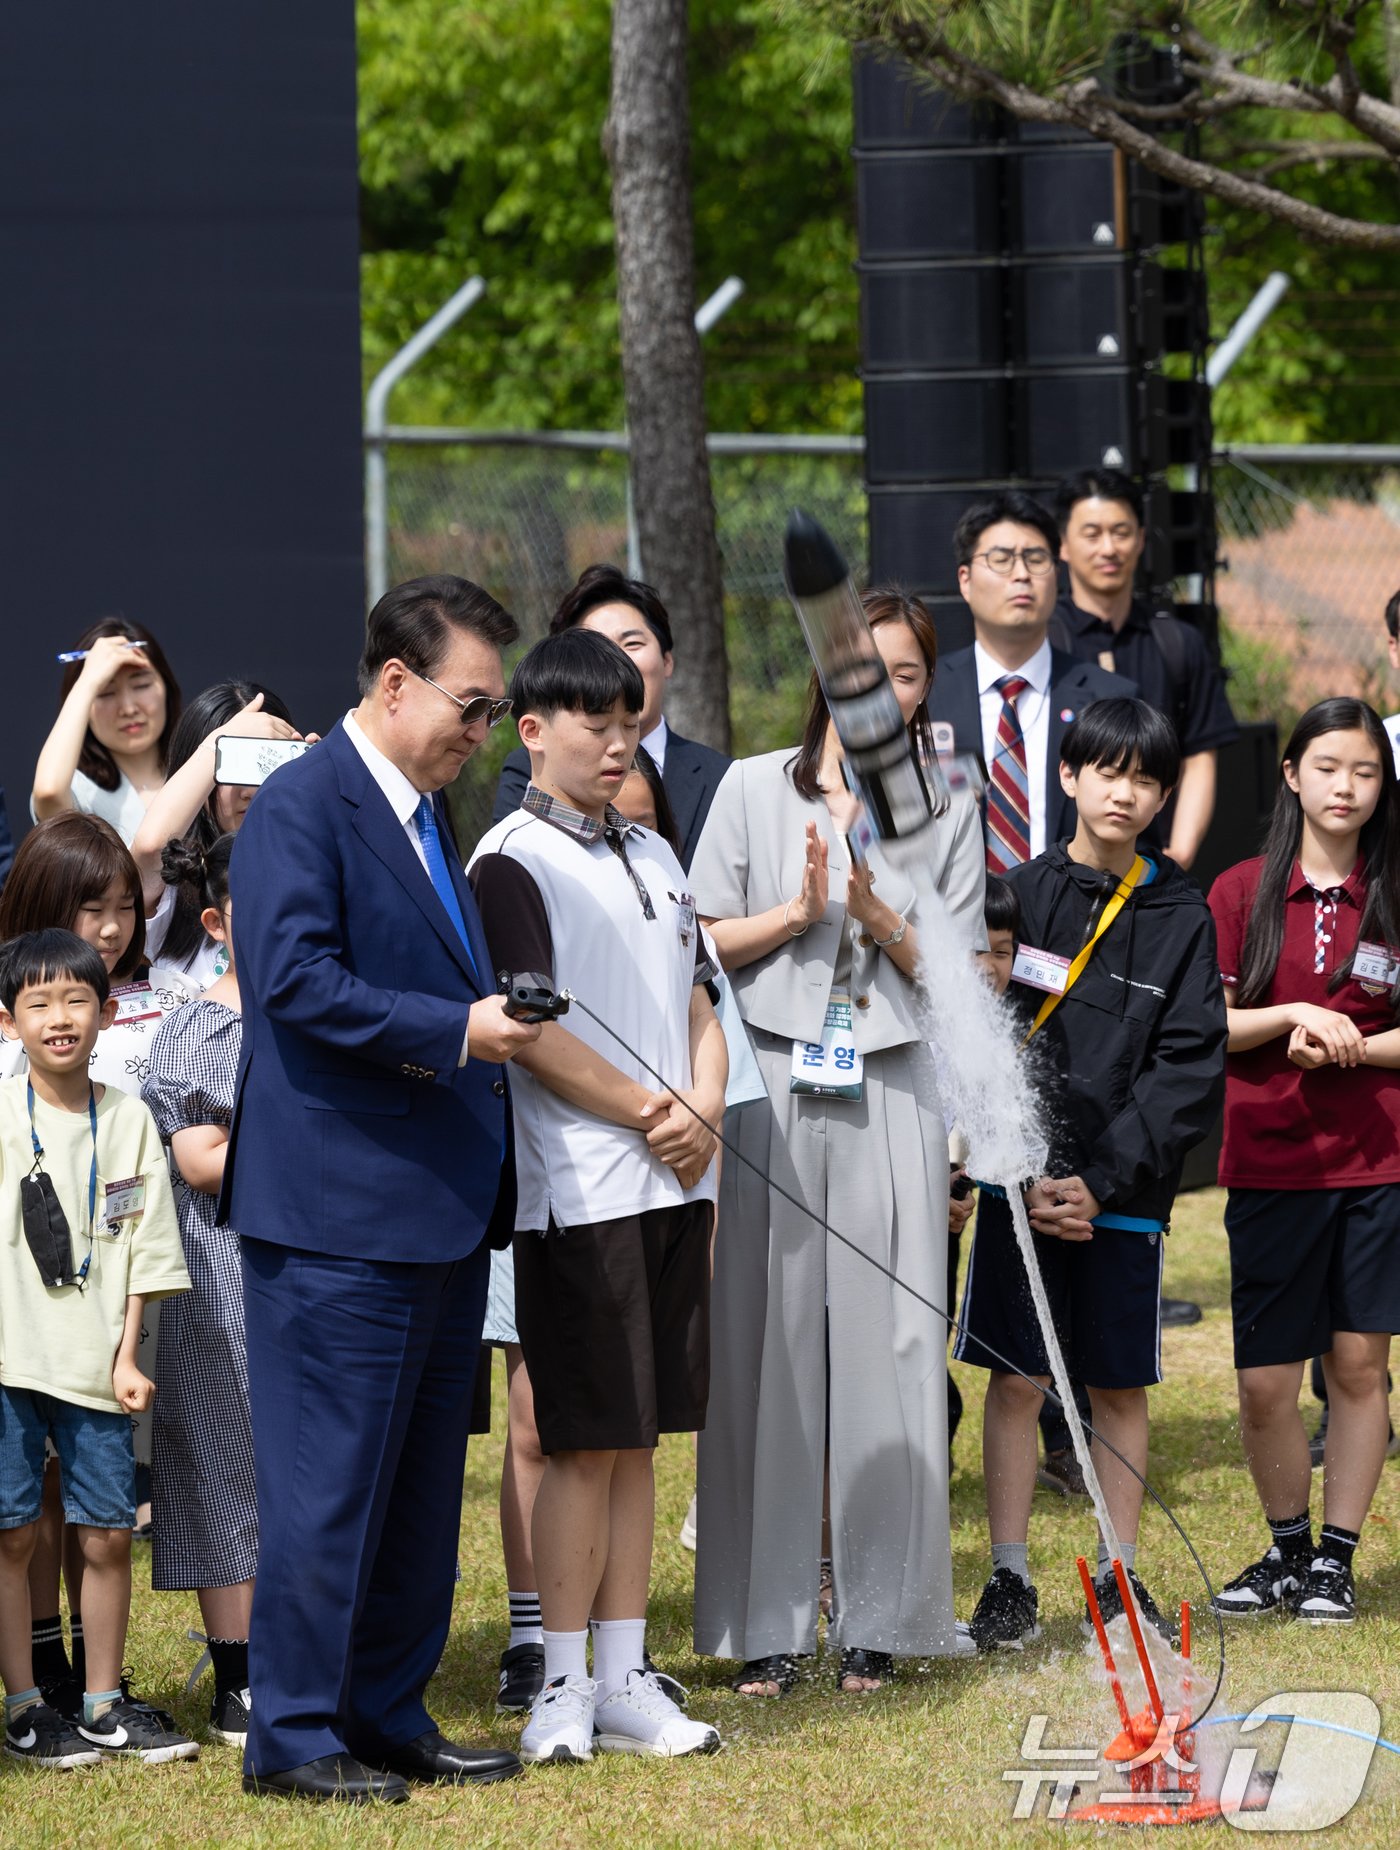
left=20, top=1170, right=79, bottom=1287
left=21, top=1081, right=96, bottom=1290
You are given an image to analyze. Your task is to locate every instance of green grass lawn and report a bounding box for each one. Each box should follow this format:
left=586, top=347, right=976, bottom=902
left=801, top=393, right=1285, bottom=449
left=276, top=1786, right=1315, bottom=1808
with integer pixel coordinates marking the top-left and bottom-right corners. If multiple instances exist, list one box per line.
left=10, top=1187, right=1400, bottom=1846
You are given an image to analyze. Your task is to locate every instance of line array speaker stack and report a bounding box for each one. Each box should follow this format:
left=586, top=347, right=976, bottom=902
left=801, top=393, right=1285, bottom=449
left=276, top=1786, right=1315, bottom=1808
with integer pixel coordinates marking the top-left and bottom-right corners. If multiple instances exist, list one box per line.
left=854, top=41, right=1217, bottom=655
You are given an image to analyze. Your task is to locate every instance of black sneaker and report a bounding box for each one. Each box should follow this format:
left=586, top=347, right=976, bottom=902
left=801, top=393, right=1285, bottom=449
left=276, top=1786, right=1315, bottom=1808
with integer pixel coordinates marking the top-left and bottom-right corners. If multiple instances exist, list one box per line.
left=1084, top=1566, right=1176, bottom=1645
left=5, top=1700, right=102, bottom=1768
left=209, top=1685, right=251, bottom=1746
left=969, top=1568, right=1041, bottom=1653
left=77, top=1698, right=200, bottom=1763
left=37, top=1668, right=84, bottom=1723
left=496, top=1643, right=545, bottom=1715
left=1295, top=1555, right=1356, bottom=1625
left=1036, top=1448, right=1089, bottom=1498
left=1210, top=1546, right=1303, bottom=1619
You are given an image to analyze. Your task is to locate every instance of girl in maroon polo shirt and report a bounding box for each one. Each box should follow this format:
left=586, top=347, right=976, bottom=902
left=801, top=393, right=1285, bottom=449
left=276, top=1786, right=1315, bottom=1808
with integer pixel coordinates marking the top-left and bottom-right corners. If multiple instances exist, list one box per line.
left=1208, top=698, right=1400, bottom=1627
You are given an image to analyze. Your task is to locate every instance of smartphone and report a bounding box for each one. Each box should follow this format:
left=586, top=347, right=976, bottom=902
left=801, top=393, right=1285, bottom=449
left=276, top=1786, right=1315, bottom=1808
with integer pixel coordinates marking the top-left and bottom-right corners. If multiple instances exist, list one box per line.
left=213, top=735, right=310, bottom=787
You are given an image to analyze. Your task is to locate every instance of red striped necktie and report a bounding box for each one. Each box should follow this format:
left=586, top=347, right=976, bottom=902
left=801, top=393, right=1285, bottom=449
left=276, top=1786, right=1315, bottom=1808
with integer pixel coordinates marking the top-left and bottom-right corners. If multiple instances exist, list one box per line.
left=985, top=674, right=1031, bottom=874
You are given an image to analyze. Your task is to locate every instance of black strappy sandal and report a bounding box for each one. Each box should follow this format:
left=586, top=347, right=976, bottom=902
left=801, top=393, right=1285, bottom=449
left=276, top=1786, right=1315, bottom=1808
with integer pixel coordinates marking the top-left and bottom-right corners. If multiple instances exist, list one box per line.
left=732, top=1653, right=802, bottom=1696
left=837, top=1646, right=894, bottom=1691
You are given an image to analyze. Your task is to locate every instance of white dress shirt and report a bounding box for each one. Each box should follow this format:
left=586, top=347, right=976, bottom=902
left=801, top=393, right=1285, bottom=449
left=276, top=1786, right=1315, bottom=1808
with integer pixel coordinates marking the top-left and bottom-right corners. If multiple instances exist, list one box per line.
left=343, top=710, right=471, bottom=1065
left=974, top=637, right=1053, bottom=859
left=642, top=714, right=668, bottom=773
left=1385, top=712, right=1400, bottom=776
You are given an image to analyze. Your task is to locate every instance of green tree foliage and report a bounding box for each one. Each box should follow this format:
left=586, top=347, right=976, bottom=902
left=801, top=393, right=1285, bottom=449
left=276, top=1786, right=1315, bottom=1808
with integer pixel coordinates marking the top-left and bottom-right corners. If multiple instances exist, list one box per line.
left=358, top=0, right=860, bottom=433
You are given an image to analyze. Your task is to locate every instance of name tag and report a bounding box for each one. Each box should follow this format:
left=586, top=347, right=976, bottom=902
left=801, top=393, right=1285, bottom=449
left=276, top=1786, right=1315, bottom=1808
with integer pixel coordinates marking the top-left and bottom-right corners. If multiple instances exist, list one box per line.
left=790, top=990, right=864, bottom=1100
left=1012, top=945, right=1072, bottom=995
left=675, top=893, right=696, bottom=946
left=102, top=1176, right=146, bottom=1229
left=110, top=982, right=160, bottom=1025
left=1353, top=940, right=1400, bottom=990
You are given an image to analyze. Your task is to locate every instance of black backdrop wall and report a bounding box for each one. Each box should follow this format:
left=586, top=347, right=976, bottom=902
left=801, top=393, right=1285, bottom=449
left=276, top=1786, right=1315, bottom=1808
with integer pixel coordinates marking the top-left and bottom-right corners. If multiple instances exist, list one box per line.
left=0, top=6, right=364, bottom=846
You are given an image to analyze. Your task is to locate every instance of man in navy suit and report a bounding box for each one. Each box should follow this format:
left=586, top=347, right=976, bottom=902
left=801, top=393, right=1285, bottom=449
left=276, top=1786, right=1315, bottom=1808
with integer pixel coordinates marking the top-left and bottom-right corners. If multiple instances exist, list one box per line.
left=224, top=575, right=542, bottom=1803
left=929, top=490, right=1138, bottom=858
left=492, top=564, right=729, bottom=868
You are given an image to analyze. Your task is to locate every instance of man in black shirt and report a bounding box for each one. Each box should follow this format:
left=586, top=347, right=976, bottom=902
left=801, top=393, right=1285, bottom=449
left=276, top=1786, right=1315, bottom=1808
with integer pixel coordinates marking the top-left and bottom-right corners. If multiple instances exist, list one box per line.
left=1052, top=470, right=1238, bottom=871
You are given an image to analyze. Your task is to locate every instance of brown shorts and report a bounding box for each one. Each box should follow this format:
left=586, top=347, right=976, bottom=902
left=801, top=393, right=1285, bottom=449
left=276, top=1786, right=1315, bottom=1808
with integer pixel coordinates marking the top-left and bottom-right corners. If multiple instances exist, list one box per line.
left=513, top=1201, right=712, bottom=1454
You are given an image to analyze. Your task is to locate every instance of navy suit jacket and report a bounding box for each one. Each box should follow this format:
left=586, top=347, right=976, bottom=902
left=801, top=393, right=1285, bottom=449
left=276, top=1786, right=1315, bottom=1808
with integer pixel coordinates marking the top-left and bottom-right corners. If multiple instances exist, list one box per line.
left=929, top=645, right=1138, bottom=845
left=492, top=727, right=730, bottom=870
left=222, top=721, right=512, bottom=1263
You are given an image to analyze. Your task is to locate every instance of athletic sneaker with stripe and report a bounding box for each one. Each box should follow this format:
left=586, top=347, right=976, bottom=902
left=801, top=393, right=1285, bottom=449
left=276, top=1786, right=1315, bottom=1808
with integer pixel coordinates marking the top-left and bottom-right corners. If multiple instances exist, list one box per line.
left=1210, top=1546, right=1303, bottom=1618
left=5, top=1700, right=102, bottom=1768
left=77, top=1698, right=199, bottom=1764
left=1295, top=1555, right=1356, bottom=1625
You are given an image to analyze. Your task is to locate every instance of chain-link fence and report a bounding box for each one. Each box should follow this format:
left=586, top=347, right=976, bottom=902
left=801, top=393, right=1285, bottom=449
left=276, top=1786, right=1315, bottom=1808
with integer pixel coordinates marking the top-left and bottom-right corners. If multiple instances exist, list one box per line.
left=382, top=432, right=867, bottom=844
left=379, top=431, right=1400, bottom=845
left=1214, top=449, right=1400, bottom=739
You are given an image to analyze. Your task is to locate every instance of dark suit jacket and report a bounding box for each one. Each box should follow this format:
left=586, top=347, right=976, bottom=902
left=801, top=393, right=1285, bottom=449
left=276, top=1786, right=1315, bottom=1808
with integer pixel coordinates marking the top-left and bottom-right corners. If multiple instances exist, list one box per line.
left=928, top=645, right=1138, bottom=846
left=223, top=721, right=513, bottom=1262
left=492, top=727, right=730, bottom=870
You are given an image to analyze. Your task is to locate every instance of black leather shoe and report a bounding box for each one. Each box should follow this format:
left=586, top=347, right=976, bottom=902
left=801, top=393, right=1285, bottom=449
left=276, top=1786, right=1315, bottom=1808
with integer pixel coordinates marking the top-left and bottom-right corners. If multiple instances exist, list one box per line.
left=1160, top=1297, right=1202, bottom=1328
left=242, top=1752, right=410, bottom=1803
left=378, top=1729, right=523, bottom=1786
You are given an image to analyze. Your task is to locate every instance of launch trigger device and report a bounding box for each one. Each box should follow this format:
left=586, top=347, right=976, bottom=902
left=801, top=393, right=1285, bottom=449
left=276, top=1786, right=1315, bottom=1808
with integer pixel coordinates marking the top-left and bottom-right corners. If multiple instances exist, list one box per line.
left=501, top=973, right=571, bottom=1024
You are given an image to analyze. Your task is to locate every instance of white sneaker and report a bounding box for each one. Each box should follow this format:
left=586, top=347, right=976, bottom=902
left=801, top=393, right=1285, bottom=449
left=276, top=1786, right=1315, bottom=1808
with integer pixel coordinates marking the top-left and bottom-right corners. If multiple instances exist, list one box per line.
left=679, top=1493, right=698, bottom=1551
left=519, top=1675, right=596, bottom=1765
left=593, top=1670, right=720, bottom=1758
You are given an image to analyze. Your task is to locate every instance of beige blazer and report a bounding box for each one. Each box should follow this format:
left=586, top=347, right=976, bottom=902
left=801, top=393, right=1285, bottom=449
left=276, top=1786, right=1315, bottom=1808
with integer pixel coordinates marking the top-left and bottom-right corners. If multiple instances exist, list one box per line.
left=690, top=748, right=987, bottom=1055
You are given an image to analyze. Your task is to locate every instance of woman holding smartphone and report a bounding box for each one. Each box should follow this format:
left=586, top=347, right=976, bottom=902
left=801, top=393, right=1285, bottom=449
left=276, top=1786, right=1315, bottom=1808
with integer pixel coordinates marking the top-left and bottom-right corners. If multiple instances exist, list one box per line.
left=130, top=680, right=308, bottom=985
left=32, top=619, right=183, bottom=842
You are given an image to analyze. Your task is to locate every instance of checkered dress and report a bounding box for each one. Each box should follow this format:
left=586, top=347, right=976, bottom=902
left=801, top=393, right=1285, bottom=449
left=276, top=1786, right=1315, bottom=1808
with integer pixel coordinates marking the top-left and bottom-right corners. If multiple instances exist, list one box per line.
left=141, top=999, right=257, bottom=1591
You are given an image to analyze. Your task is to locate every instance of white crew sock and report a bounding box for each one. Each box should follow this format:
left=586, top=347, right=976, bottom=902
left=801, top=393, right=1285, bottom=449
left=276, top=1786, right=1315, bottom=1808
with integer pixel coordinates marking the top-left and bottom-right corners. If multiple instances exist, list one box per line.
left=507, top=1589, right=544, bottom=1650
left=541, top=1627, right=589, bottom=1685
left=590, top=1617, right=647, bottom=1701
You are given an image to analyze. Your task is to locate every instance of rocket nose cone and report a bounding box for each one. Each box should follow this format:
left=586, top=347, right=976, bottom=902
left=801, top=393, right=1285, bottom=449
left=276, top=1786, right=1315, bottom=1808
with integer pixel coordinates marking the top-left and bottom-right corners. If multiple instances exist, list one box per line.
left=784, top=509, right=849, bottom=599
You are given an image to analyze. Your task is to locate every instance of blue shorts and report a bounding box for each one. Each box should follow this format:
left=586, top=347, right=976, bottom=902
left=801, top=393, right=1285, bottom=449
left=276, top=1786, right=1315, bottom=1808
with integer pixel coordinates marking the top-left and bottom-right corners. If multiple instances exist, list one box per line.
left=0, top=1386, right=136, bottom=1530
left=952, top=1190, right=1166, bottom=1390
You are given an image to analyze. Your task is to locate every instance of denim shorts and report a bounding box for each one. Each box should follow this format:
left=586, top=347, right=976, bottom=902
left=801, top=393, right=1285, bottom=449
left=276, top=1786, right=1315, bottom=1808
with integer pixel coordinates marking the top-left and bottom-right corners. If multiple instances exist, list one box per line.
left=0, top=1386, right=136, bottom=1529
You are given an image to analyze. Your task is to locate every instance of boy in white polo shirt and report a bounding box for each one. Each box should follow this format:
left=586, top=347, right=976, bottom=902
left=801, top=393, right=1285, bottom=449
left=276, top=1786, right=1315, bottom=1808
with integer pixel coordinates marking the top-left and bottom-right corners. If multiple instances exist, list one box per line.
left=469, top=629, right=727, bottom=1765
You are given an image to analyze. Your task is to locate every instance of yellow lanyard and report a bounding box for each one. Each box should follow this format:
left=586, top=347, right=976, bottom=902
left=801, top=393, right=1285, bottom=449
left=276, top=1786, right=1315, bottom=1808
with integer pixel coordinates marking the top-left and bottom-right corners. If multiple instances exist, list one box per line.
left=1024, top=856, right=1148, bottom=1044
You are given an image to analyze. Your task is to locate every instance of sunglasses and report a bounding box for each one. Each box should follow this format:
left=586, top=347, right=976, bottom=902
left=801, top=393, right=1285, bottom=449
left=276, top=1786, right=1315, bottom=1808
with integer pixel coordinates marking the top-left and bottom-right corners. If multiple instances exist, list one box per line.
left=410, top=668, right=513, bottom=730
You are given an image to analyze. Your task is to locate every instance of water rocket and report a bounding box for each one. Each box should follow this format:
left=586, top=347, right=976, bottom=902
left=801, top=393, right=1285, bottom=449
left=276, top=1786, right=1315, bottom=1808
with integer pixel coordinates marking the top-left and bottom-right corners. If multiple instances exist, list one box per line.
left=783, top=510, right=934, bottom=842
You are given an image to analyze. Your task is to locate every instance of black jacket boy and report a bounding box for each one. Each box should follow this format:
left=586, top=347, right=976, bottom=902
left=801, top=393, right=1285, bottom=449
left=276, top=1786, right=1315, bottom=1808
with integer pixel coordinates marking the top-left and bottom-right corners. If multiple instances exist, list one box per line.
left=1005, top=842, right=1227, bottom=1226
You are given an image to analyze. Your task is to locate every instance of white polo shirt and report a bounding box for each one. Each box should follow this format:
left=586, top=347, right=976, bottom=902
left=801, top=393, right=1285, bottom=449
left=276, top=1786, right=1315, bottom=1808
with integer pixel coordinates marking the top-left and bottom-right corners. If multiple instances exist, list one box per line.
left=468, top=799, right=717, bottom=1231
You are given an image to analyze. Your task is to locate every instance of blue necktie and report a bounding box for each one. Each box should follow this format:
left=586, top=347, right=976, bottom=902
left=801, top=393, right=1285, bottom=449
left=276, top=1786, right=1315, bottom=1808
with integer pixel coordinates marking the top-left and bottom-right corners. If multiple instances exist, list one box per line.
left=413, top=796, right=479, bottom=983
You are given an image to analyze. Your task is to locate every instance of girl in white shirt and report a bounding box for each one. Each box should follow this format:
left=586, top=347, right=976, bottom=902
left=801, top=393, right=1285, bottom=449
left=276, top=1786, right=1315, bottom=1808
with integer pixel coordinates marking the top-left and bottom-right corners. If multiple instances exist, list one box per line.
left=130, top=679, right=307, bottom=985
left=31, top=620, right=183, bottom=843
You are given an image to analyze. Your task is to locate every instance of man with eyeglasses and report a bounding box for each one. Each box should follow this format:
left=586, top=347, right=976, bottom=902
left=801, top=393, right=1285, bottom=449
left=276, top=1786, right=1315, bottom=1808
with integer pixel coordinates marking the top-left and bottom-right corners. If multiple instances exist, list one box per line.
left=222, top=574, right=541, bottom=1804
left=930, top=492, right=1137, bottom=873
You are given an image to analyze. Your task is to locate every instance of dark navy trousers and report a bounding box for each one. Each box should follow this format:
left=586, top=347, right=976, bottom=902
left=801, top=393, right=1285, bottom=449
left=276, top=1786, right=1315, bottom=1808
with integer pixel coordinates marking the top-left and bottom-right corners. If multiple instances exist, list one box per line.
left=239, top=1236, right=489, bottom=1777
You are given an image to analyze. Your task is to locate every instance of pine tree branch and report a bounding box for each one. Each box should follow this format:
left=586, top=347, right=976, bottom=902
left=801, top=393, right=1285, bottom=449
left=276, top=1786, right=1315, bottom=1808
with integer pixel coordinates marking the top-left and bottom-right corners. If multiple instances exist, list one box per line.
left=850, top=6, right=1398, bottom=246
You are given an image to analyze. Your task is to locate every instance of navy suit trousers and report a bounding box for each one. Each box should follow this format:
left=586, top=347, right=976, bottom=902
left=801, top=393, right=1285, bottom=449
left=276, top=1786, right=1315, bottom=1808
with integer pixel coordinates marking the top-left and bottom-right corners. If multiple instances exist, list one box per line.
left=239, top=1236, right=489, bottom=1777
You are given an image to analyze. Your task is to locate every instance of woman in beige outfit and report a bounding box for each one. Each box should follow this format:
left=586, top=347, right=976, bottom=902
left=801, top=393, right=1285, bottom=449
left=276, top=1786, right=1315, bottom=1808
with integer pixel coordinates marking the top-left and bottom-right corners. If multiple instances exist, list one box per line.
left=690, top=591, right=985, bottom=1694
